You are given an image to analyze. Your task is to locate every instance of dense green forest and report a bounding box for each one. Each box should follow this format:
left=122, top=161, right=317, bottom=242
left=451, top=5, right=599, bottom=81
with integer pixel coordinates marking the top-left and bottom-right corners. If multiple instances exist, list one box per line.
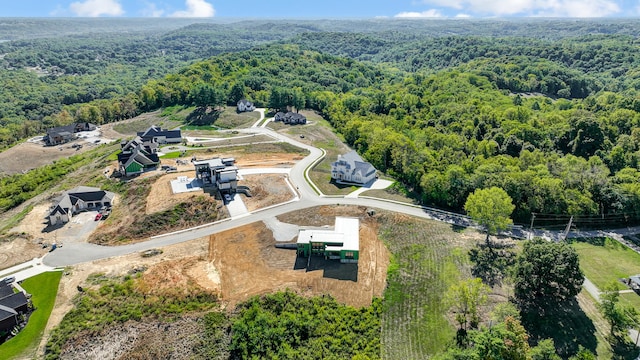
left=4, top=19, right=640, bottom=225
left=3, top=19, right=640, bottom=148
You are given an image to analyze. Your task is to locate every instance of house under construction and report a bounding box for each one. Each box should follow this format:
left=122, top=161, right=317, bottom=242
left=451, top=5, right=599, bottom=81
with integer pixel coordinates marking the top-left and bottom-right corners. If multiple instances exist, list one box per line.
left=296, top=217, right=360, bottom=263
left=193, top=157, right=238, bottom=195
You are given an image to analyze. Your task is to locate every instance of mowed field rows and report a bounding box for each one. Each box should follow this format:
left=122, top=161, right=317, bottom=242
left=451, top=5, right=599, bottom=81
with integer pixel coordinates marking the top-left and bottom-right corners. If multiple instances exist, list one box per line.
left=379, top=213, right=472, bottom=359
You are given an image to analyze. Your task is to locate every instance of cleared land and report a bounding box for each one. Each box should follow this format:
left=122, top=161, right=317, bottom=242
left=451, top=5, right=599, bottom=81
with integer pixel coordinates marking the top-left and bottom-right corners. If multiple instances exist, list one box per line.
left=212, top=206, right=389, bottom=308
left=377, top=213, right=479, bottom=359
left=0, top=140, right=104, bottom=176
left=106, top=110, right=183, bottom=137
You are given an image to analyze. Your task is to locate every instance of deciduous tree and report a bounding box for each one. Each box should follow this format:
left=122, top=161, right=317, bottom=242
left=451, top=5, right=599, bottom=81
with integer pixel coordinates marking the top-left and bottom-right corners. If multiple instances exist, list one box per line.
left=513, top=239, right=583, bottom=308
left=464, top=187, right=515, bottom=244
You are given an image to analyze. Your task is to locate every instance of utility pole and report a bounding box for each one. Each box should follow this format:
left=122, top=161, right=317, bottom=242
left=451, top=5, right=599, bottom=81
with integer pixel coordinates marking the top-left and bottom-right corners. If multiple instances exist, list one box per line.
left=563, top=215, right=573, bottom=241
left=529, top=213, right=536, bottom=240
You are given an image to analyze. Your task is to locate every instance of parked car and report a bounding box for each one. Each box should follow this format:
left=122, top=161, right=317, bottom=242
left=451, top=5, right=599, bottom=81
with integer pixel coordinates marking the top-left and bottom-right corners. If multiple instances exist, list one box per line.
left=94, top=213, right=103, bottom=221
left=2, top=276, right=15, bottom=284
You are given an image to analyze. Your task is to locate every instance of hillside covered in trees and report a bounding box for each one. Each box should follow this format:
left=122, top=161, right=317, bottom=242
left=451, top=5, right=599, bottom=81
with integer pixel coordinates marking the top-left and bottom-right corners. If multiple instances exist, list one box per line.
left=3, top=19, right=640, bottom=226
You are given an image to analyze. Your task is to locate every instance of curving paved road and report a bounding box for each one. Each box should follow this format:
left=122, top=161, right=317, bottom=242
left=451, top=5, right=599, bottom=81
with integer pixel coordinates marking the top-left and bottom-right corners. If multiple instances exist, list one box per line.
left=35, top=108, right=640, bottom=270
left=42, top=113, right=443, bottom=267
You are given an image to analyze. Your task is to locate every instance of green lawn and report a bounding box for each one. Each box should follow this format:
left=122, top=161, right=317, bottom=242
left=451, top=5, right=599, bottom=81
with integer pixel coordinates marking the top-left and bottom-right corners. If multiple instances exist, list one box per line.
left=1, top=271, right=63, bottom=360
left=572, top=237, right=640, bottom=312
left=572, top=237, right=640, bottom=291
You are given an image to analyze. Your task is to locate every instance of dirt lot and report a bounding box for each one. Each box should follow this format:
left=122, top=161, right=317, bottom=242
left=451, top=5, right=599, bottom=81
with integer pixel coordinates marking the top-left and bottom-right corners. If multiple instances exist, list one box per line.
left=210, top=206, right=389, bottom=308
left=238, top=174, right=294, bottom=212
left=0, top=140, right=102, bottom=176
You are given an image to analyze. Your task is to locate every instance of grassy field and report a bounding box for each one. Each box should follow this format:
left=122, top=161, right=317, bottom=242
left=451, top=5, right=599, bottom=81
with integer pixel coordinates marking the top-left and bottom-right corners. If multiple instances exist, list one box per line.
left=214, top=106, right=260, bottom=129
left=571, top=237, right=640, bottom=293
left=1, top=271, right=62, bottom=360
left=378, top=213, right=473, bottom=359
left=112, top=110, right=184, bottom=135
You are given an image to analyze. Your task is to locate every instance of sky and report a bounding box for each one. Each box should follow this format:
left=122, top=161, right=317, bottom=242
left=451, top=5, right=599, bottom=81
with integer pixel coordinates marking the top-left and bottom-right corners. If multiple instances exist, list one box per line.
left=1, top=0, right=639, bottom=18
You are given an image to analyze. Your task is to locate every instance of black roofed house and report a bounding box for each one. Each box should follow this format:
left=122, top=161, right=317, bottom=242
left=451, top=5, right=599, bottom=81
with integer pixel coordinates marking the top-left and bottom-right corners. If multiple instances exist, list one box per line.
left=331, top=150, right=377, bottom=185
left=48, top=186, right=115, bottom=225
left=273, top=111, right=306, bottom=125
left=0, top=305, right=18, bottom=336
left=0, top=282, right=30, bottom=337
left=0, top=293, right=29, bottom=315
left=237, top=99, right=256, bottom=112
left=43, top=122, right=98, bottom=146
left=0, top=283, right=13, bottom=300
left=117, top=136, right=161, bottom=177
left=44, top=124, right=75, bottom=146
left=137, top=125, right=182, bottom=144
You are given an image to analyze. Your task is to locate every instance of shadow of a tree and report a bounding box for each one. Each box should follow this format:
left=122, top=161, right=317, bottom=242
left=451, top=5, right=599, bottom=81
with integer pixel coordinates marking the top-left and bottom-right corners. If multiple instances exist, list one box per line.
left=469, top=243, right=516, bottom=287
left=608, top=335, right=640, bottom=360
left=522, top=299, right=598, bottom=358
left=186, top=107, right=220, bottom=126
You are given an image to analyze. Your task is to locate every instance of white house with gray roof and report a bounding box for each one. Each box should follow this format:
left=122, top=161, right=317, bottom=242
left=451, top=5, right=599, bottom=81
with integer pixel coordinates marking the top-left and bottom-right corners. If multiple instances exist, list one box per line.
left=330, top=150, right=377, bottom=185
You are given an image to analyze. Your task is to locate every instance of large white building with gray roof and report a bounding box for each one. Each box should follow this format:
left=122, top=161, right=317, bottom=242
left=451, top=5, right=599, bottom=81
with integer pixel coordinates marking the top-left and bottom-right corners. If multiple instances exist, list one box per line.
left=330, top=150, right=377, bottom=185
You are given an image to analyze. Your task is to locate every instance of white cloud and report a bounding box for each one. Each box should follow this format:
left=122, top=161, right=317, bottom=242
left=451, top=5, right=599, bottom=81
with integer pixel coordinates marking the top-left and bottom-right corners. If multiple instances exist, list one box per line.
left=69, top=0, right=124, bottom=17
left=419, top=0, right=621, bottom=17
left=170, top=0, right=215, bottom=17
left=395, top=9, right=444, bottom=18
left=140, top=2, right=164, bottom=17
left=455, top=13, right=471, bottom=18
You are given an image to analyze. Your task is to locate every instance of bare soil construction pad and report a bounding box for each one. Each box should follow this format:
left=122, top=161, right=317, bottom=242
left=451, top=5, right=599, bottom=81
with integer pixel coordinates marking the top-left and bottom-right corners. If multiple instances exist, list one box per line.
left=0, top=141, right=96, bottom=176
left=209, top=206, right=389, bottom=308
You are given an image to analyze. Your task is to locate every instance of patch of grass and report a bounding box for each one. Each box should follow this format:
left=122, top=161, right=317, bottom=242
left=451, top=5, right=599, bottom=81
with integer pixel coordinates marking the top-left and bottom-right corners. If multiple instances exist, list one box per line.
left=361, top=182, right=420, bottom=204
left=105, top=150, right=121, bottom=161
left=571, top=237, right=640, bottom=293
left=379, top=214, right=471, bottom=358
left=1, top=271, right=62, bottom=360
left=160, top=151, right=188, bottom=159
left=214, top=107, right=260, bottom=129
left=620, top=292, right=640, bottom=311
left=182, top=125, right=217, bottom=131
left=0, top=204, right=34, bottom=234
left=112, top=110, right=183, bottom=135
